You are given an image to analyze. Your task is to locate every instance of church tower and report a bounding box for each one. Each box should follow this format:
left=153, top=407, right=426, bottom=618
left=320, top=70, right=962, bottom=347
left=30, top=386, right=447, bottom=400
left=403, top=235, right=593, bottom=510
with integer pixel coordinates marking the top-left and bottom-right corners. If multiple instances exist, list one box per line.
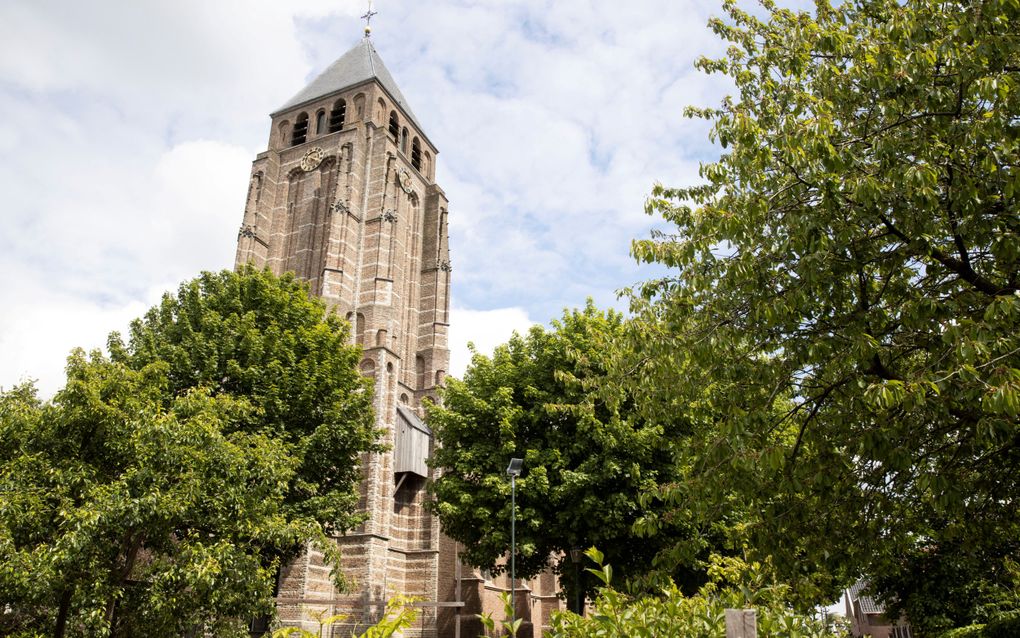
left=234, top=35, right=455, bottom=637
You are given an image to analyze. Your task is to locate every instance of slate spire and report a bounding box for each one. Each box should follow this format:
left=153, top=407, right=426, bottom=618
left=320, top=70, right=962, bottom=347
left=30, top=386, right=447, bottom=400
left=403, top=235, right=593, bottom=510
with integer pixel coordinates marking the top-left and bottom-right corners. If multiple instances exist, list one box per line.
left=274, top=38, right=421, bottom=129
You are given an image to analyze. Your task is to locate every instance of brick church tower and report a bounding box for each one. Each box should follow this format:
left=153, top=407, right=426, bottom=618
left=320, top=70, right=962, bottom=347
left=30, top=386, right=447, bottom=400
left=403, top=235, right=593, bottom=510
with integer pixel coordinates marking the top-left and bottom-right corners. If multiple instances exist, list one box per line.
left=235, top=33, right=563, bottom=638
left=234, top=33, right=458, bottom=636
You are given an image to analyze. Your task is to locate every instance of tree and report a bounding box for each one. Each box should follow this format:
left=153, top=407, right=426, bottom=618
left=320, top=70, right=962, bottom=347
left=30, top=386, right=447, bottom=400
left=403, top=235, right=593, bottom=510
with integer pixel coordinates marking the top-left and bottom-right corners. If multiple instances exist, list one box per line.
left=629, top=0, right=1020, bottom=625
left=0, top=268, right=378, bottom=636
left=109, top=268, right=379, bottom=536
left=870, top=543, right=1020, bottom=635
left=427, top=303, right=709, bottom=605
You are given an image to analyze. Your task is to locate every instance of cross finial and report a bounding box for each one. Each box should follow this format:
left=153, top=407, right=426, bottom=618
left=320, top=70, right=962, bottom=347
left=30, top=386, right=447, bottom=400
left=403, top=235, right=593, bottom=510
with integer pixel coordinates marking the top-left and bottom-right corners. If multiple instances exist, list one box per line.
left=361, top=0, right=377, bottom=37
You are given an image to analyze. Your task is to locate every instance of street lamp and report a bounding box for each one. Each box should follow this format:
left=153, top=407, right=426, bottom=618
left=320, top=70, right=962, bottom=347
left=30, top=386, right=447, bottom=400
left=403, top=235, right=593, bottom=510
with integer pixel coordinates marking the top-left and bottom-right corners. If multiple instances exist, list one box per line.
left=506, top=458, right=523, bottom=622
left=569, top=547, right=584, bottom=616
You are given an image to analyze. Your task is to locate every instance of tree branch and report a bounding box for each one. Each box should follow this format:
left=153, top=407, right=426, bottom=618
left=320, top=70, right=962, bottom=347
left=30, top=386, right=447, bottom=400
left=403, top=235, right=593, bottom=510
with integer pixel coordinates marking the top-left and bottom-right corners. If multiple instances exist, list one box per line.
left=787, top=378, right=850, bottom=473
left=877, top=212, right=1015, bottom=295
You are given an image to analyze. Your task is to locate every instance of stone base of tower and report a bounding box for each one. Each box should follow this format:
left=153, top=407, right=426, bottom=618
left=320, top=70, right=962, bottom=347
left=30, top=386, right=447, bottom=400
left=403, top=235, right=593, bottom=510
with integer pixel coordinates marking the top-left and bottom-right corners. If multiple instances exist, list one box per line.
left=273, top=532, right=442, bottom=637
left=271, top=536, right=565, bottom=638
left=459, top=571, right=564, bottom=638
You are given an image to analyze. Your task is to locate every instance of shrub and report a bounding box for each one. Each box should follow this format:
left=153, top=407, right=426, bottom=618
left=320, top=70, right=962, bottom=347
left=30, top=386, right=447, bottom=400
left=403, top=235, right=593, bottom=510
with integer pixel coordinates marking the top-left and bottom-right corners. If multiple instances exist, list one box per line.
left=547, top=550, right=843, bottom=638
left=983, top=610, right=1020, bottom=638
left=939, top=626, right=986, bottom=638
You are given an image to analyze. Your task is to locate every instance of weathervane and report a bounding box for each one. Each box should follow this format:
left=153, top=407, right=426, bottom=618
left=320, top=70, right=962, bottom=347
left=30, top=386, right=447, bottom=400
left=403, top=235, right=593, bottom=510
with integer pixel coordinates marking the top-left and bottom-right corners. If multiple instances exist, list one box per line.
left=361, top=0, right=377, bottom=37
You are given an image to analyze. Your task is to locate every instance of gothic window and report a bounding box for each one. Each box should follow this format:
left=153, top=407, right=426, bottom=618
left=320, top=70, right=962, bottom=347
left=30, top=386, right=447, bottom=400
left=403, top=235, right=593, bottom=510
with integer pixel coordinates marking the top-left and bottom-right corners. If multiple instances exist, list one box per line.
left=328, top=100, right=346, bottom=132
left=388, top=111, right=399, bottom=141
left=291, top=112, right=309, bottom=145
left=401, top=127, right=409, bottom=154
left=423, top=151, right=432, bottom=178
left=411, top=138, right=422, bottom=171
left=315, top=110, right=326, bottom=134
left=278, top=120, right=291, bottom=147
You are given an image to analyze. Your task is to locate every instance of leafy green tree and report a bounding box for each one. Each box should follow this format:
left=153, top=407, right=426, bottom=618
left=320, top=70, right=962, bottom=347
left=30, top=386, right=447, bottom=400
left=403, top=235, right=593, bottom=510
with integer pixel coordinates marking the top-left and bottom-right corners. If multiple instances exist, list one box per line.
left=427, top=303, right=706, bottom=605
left=871, top=547, right=1020, bottom=636
left=629, top=0, right=1020, bottom=624
left=0, top=268, right=378, bottom=637
left=0, top=355, right=298, bottom=636
left=109, top=267, right=379, bottom=535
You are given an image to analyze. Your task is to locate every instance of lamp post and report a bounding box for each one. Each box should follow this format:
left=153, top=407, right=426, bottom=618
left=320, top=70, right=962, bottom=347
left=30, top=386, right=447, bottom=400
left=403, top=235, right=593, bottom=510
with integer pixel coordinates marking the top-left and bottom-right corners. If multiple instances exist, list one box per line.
left=506, top=458, right=523, bottom=622
left=569, top=547, right=584, bottom=616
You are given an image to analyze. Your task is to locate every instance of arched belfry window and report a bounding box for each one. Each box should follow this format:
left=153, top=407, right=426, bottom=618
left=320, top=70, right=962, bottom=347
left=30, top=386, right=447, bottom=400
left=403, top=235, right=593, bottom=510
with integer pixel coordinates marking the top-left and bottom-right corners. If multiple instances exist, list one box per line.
left=292, top=112, right=309, bottom=146
left=401, top=128, right=409, bottom=154
left=388, top=111, right=399, bottom=141
left=315, top=110, right=326, bottom=134
left=328, top=100, right=346, bottom=133
left=411, top=138, right=422, bottom=171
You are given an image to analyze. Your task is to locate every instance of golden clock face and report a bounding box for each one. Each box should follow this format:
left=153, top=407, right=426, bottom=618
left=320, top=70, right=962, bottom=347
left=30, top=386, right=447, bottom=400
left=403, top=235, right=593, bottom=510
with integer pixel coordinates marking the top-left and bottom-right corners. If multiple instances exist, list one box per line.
left=300, top=147, right=326, bottom=172
left=398, top=169, right=413, bottom=193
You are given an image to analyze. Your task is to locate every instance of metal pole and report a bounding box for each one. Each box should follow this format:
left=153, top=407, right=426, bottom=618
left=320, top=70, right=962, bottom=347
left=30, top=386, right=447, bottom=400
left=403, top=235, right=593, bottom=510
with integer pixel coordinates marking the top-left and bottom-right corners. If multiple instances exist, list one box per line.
left=506, top=457, right=523, bottom=626
left=510, top=473, right=516, bottom=623
left=575, top=560, right=582, bottom=616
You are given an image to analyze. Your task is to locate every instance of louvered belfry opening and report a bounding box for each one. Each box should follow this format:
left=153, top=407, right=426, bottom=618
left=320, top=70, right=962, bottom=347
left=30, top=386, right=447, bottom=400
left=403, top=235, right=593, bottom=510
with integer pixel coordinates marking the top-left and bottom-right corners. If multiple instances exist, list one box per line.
left=328, top=100, right=346, bottom=133
left=291, top=113, right=308, bottom=145
left=411, top=138, right=422, bottom=171
left=388, top=111, right=399, bottom=140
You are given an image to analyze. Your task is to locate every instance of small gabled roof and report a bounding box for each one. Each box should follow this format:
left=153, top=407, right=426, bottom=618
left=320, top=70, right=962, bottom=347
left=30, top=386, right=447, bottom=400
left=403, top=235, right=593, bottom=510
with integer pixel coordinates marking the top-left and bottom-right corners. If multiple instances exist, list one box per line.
left=847, top=580, right=883, bottom=615
left=273, top=37, right=422, bottom=131
left=397, top=405, right=432, bottom=436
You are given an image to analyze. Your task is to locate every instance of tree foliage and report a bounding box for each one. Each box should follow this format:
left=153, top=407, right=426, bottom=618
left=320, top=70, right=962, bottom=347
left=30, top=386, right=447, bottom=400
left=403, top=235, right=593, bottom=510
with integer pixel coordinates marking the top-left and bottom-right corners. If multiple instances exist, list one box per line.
left=0, top=268, right=378, bottom=636
left=871, top=548, right=1020, bottom=635
left=629, top=0, right=1020, bottom=625
left=427, top=303, right=696, bottom=600
left=109, top=267, right=380, bottom=535
left=547, top=549, right=846, bottom=638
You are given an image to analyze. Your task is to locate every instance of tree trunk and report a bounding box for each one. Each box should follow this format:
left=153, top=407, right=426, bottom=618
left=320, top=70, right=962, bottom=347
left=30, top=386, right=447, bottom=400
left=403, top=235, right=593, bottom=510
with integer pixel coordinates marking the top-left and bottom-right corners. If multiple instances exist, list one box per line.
left=105, top=533, right=144, bottom=635
left=54, top=587, right=73, bottom=638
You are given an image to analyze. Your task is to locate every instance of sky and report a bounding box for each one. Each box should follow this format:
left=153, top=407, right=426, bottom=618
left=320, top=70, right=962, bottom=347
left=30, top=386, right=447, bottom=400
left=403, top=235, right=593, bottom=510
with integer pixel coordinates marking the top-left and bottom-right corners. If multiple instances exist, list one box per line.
left=0, top=0, right=736, bottom=396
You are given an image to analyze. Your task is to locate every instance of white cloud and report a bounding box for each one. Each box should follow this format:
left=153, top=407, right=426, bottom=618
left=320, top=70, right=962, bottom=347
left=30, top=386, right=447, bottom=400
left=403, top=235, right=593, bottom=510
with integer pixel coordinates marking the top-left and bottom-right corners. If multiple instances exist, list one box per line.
left=0, top=270, right=161, bottom=397
left=0, top=0, right=738, bottom=391
left=0, top=136, right=251, bottom=395
left=448, top=306, right=537, bottom=378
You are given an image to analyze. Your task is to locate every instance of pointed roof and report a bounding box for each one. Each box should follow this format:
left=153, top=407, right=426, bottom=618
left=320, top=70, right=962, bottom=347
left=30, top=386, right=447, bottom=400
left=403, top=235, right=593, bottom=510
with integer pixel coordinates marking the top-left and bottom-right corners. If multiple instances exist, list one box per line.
left=274, top=38, right=422, bottom=130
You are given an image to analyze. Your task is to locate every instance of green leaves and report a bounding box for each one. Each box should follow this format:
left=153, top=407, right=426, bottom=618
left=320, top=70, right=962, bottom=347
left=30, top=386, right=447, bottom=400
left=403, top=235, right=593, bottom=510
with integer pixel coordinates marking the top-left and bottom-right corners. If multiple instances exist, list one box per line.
left=629, top=0, right=1020, bottom=628
left=428, top=302, right=696, bottom=601
left=548, top=553, right=845, bottom=638
left=0, top=269, right=377, bottom=636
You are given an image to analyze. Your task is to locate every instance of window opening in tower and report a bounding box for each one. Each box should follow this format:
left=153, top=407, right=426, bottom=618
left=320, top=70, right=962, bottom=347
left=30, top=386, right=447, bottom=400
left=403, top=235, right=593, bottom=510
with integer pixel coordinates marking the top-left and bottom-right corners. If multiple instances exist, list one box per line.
left=328, top=100, right=346, bottom=133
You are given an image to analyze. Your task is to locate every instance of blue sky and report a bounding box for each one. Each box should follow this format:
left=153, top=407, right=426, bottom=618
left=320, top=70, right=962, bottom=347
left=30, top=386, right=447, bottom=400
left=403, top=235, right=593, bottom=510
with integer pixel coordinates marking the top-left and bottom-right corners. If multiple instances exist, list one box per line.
left=0, top=0, right=735, bottom=395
